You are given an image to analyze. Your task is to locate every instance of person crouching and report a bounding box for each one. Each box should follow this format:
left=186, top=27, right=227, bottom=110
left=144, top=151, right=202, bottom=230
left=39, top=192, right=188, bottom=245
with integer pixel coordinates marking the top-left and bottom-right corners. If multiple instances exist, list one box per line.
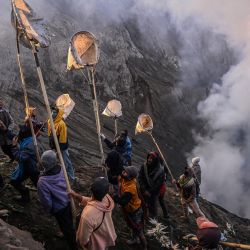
left=114, top=166, right=147, bottom=250
left=37, top=150, right=77, bottom=250
left=196, top=217, right=221, bottom=250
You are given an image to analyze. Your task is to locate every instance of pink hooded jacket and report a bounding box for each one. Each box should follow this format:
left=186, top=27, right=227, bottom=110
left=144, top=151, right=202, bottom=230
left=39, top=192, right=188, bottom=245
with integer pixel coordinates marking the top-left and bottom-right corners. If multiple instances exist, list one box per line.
left=77, top=194, right=117, bottom=250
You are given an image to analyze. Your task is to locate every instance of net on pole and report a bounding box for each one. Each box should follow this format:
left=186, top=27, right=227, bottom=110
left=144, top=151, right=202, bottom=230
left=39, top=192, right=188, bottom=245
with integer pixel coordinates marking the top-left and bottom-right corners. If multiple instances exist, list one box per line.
left=11, top=0, right=51, bottom=48
left=102, top=99, right=122, bottom=118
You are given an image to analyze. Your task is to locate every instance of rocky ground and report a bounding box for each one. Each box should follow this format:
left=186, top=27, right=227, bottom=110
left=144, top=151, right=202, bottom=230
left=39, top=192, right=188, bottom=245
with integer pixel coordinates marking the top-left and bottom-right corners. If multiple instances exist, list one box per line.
left=1, top=154, right=250, bottom=250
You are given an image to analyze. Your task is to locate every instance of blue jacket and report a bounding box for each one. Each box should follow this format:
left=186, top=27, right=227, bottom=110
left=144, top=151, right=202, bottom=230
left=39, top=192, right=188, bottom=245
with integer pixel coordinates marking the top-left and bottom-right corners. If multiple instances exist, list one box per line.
left=11, top=137, right=38, bottom=182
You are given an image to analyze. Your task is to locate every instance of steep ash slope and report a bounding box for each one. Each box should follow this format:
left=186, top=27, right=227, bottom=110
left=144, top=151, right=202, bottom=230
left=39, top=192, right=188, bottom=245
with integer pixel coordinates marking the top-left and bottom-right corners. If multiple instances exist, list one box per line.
left=0, top=2, right=234, bottom=175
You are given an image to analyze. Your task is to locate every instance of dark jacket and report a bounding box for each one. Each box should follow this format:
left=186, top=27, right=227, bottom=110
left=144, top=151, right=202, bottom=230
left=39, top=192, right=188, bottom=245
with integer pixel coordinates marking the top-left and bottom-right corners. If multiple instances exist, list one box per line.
left=105, top=151, right=124, bottom=185
left=11, top=136, right=39, bottom=182
left=104, top=136, right=132, bottom=166
left=138, top=162, right=165, bottom=195
left=197, top=228, right=221, bottom=249
left=0, top=108, right=14, bottom=146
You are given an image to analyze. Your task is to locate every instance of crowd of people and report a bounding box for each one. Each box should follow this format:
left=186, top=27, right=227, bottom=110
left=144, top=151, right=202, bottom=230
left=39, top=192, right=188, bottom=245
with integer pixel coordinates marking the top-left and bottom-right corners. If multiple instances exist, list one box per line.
left=0, top=98, right=222, bottom=250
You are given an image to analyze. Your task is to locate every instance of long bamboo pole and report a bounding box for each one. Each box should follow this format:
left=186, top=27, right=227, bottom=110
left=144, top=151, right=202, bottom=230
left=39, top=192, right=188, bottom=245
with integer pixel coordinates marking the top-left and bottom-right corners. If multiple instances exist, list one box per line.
left=11, top=0, right=76, bottom=221
left=15, top=28, right=41, bottom=166
left=148, top=132, right=175, bottom=181
left=29, top=43, right=76, bottom=219
left=188, top=236, right=250, bottom=249
left=114, top=117, right=118, bottom=136
left=87, top=67, right=105, bottom=163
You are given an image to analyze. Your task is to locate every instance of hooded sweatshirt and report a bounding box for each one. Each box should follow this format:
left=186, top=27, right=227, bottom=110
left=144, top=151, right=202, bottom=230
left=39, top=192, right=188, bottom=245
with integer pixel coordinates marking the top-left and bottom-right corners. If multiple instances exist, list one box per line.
left=48, top=109, right=68, bottom=150
left=37, top=168, right=69, bottom=214
left=77, top=194, right=117, bottom=250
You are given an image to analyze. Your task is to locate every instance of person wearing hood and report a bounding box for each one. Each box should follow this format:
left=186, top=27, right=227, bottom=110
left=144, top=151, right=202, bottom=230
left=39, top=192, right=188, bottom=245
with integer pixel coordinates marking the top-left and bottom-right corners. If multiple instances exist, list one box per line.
left=37, top=150, right=77, bottom=250
left=69, top=177, right=117, bottom=250
left=48, top=107, right=75, bottom=182
left=0, top=99, right=15, bottom=162
left=105, top=150, right=124, bottom=185
left=138, top=152, right=168, bottom=218
left=101, top=130, right=132, bottom=166
left=191, top=157, right=201, bottom=199
left=191, top=157, right=201, bottom=185
left=195, top=217, right=221, bottom=250
left=176, top=166, right=205, bottom=219
left=114, top=166, right=147, bottom=250
left=10, top=125, right=39, bottom=202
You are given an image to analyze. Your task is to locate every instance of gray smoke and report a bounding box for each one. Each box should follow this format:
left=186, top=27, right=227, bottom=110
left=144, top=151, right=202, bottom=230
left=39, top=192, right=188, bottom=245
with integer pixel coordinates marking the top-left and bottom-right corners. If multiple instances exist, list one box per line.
left=166, top=0, right=250, bottom=218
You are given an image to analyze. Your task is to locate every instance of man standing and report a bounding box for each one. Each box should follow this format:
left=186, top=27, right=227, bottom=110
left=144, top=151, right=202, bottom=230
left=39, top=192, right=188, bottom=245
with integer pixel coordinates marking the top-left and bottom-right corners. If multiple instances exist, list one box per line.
left=138, top=152, right=168, bottom=218
left=191, top=157, right=201, bottom=199
left=37, top=150, right=77, bottom=250
left=101, top=130, right=132, bottom=166
left=69, top=177, right=117, bottom=250
left=114, top=166, right=147, bottom=249
left=0, top=99, right=15, bottom=162
left=176, top=167, right=205, bottom=220
left=48, top=107, right=75, bottom=182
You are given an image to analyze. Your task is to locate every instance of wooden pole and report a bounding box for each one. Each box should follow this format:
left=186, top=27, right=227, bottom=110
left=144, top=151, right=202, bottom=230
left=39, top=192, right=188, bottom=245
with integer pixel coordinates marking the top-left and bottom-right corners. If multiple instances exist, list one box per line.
left=87, top=67, right=105, bottom=163
left=15, top=28, right=41, bottom=166
left=29, top=43, right=76, bottom=220
left=188, top=236, right=250, bottom=250
left=149, top=132, right=175, bottom=181
left=114, top=117, right=118, bottom=136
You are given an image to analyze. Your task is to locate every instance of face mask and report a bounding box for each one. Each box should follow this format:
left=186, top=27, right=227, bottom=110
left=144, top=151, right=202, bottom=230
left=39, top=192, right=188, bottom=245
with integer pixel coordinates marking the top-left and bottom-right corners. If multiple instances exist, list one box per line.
left=52, top=110, right=58, bottom=119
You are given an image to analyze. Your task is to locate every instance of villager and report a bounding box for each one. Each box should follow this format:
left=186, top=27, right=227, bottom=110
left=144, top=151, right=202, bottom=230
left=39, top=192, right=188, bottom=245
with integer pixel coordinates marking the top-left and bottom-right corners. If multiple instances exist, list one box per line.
left=48, top=107, right=75, bottom=182
left=138, top=152, right=168, bottom=218
left=0, top=99, right=15, bottom=162
left=114, top=166, right=147, bottom=250
left=101, top=129, right=132, bottom=166
left=37, top=150, right=77, bottom=250
left=10, top=125, right=39, bottom=203
left=69, top=177, right=117, bottom=250
left=176, top=167, right=205, bottom=219
left=191, top=157, right=201, bottom=184
left=195, top=217, right=221, bottom=250
left=191, top=157, right=201, bottom=199
left=105, top=150, right=124, bottom=185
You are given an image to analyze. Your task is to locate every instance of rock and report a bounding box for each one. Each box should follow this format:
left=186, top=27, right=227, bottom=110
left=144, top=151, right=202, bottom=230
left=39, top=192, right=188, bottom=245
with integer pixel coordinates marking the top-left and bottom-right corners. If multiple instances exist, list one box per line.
left=0, top=209, right=9, bottom=217
left=0, top=219, right=44, bottom=250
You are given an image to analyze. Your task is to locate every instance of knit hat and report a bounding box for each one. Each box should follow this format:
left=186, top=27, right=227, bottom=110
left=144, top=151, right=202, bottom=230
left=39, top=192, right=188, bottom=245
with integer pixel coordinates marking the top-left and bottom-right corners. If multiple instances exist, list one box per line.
left=41, top=150, right=57, bottom=172
left=91, top=177, right=109, bottom=201
left=192, top=157, right=200, bottom=165
left=124, top=165, right=138, bottom=179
